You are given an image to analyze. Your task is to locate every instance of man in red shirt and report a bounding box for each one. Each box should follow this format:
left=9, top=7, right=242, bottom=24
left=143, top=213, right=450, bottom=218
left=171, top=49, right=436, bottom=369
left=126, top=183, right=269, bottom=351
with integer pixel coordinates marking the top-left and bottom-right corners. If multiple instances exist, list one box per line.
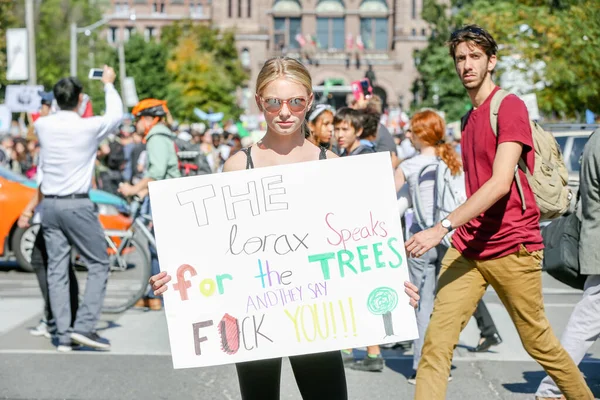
left=406, top=25, right=593, bottom=400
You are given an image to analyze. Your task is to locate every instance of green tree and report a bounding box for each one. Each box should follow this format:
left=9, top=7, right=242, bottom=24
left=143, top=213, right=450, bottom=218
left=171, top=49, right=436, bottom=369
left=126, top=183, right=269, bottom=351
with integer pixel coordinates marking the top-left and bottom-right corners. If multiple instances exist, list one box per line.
left=2, top=0, right=114, bottom=114
left=466, top=0, right=600, bottom=117
left=0, top=0, right=19, bottom=99
left=412, top=0, right=471, bottom=122
left=162, top=22, right=249, bottom=122
left=105, top=34, right=170, bottom=105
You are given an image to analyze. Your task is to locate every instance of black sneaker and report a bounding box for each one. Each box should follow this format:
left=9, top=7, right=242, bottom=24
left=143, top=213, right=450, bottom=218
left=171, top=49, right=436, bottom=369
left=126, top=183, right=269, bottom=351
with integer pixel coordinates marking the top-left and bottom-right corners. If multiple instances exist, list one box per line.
left=473, top=333, right=502, bottom=352
left=71, top=332, right=111, bottom=350
left=407, top=373, right=417, bottom=385
left=349, top=356, right=384, bottom=372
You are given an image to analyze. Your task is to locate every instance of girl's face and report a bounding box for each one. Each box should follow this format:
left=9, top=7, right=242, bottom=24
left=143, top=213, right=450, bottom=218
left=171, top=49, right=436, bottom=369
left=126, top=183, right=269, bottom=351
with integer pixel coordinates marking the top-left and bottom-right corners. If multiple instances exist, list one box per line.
left=311, top=110, right=334, bottom=144
left=256, top=77, right=312, bottom=137
left=15, top=142, right=26, bottom=154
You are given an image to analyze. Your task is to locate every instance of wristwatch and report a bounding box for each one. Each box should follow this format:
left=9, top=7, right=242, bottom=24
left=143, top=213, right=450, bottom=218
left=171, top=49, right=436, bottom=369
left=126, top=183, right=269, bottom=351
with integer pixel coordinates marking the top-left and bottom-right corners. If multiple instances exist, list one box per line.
left=441, top=218, right=453, bottom=232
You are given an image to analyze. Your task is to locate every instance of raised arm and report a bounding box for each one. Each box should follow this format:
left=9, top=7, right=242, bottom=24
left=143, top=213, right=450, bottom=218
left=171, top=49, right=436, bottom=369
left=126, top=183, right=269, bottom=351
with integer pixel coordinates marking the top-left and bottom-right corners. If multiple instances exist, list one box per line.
left=95, top=66, right=124, bottom=141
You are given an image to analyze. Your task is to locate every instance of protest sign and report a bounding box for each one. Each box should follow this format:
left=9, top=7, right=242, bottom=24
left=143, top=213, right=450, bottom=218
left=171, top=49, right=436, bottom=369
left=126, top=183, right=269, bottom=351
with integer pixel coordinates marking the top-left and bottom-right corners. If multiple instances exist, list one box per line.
left=148, top=152, right=418, bottom=369
left=5, top=85, right=43, bottom=112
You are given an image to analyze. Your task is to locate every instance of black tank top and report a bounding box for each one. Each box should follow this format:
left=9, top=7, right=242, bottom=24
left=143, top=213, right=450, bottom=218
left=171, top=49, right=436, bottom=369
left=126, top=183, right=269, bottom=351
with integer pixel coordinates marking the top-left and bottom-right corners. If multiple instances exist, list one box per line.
left=241, top=146, right=327, bottom=169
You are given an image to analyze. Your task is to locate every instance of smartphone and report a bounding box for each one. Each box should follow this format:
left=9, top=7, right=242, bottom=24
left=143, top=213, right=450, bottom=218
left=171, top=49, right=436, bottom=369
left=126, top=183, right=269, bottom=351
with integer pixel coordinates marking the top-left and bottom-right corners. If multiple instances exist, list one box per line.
left=351, top=80, right=362, bottom=101
left=360, top=78, right=373, bottom=97
left=88, top=68, right=103, bottom=80
left=351, top=78, right=373, bottom=101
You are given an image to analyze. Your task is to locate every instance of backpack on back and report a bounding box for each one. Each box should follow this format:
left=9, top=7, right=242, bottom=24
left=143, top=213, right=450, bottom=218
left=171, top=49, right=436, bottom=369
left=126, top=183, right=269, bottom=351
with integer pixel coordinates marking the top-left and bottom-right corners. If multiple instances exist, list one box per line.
left=413, top=159, right=467, bottom=247
left=147, top=133, right=212, bottom=177
left=489, top=89, right=572, bottom=220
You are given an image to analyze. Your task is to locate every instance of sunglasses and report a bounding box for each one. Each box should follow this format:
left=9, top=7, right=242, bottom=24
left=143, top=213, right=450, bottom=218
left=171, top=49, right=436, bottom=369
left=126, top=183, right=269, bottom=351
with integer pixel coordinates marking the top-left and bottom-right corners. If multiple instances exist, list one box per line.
left=260, top=96, right=308, bottom=113
left=450, top=26, right=485, bottom=40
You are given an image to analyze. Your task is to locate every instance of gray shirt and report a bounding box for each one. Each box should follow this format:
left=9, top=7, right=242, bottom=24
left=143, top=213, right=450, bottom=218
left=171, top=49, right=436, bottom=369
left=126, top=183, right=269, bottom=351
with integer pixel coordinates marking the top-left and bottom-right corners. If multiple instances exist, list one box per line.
left=373, top=123, right=398, bottom=155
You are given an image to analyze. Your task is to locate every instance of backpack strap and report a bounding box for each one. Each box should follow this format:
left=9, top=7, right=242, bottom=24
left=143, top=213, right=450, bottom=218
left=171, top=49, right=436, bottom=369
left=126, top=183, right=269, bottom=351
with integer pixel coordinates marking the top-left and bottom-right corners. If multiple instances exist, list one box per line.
left=412, top=162, right=439, bottom=230
left=460, top=109, right=472, bottom=132
left=241, top=146, right=254, bottom=169
left=319, top=146, right=327, bottom=160
left=489, top=88, right=528, bottom=212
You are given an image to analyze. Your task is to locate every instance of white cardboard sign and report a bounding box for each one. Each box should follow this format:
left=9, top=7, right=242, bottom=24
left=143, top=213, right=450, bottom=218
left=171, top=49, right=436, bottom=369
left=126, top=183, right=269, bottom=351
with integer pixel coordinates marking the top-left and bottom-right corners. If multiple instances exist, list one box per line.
left=148, top=152, right=418, bottom=369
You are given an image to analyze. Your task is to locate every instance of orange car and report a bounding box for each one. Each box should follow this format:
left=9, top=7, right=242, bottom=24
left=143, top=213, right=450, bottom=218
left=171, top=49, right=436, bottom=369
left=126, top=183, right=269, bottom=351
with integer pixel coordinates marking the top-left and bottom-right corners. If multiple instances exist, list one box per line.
left=0, top=166, right=131, bottom=272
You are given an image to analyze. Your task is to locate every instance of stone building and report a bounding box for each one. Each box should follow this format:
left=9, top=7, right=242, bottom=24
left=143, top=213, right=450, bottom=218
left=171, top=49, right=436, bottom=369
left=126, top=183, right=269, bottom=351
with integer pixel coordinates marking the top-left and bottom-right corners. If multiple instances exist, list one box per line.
left=105, top=0, right=435, bottom=113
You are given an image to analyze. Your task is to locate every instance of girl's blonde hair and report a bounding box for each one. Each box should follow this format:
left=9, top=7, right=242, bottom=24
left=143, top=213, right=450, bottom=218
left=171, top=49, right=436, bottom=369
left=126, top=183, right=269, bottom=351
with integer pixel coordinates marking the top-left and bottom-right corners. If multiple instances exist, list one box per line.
left=256, top=57, right=313, bottom=97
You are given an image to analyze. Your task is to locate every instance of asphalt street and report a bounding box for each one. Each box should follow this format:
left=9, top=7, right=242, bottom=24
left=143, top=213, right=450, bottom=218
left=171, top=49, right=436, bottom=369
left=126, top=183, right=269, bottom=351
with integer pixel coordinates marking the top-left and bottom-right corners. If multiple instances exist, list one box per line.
left=1, top=264, right=598, bottom=400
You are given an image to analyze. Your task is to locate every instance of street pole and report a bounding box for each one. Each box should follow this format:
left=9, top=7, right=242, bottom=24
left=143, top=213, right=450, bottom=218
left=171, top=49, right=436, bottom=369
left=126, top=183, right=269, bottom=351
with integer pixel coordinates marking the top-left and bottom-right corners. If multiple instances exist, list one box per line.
left=25, top=0, right=36, bottom=84
left=70, top=22, right=77, bottom=77
left=118, top=41, right=127, bottom=111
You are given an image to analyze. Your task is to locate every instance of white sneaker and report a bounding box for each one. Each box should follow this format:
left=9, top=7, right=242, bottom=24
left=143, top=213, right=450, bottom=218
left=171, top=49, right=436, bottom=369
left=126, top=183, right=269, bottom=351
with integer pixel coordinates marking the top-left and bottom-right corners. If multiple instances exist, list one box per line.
left=57, top=344, right=73, bottom=352
left=30, top=321, right=52, bottom=339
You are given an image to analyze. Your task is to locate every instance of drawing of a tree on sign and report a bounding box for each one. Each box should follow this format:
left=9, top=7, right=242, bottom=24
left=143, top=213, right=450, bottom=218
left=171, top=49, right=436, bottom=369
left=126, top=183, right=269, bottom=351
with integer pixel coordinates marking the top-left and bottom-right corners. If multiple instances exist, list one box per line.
left=367, top=287, right=399, bottom=336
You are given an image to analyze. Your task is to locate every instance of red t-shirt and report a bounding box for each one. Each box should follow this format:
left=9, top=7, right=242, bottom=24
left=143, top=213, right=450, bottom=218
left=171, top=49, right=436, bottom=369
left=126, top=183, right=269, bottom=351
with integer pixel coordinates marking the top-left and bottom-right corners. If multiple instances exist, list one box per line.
left=452, top=86, right=544, bottom=260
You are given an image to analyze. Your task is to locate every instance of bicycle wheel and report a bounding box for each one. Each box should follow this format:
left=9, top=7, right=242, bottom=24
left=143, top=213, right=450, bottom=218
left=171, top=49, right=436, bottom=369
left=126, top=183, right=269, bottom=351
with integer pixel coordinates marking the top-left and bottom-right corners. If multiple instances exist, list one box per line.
left=102, top=235, right=152, bottom=313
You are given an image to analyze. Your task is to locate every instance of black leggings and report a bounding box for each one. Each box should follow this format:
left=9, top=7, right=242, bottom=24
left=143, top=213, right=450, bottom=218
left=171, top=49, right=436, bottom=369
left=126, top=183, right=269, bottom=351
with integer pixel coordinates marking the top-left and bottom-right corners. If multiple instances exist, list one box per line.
left=236, top=351, right=347, bottom=400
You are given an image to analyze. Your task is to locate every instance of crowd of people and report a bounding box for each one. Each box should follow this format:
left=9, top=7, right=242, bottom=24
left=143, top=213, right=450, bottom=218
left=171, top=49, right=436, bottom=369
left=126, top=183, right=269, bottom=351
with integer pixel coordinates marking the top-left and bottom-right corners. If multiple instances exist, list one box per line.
left=7, top=23, right=598, bottom=400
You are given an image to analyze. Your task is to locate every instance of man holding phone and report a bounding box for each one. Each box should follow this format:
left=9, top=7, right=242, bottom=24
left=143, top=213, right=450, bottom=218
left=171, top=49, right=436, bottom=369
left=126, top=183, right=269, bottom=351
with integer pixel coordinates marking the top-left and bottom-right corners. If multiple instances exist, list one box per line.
left=34, top=65, right=123, bottom=352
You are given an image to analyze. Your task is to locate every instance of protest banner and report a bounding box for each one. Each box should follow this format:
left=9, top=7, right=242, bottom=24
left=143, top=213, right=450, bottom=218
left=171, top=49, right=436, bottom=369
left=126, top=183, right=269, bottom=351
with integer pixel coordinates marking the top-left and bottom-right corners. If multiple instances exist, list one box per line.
left=148, top=152, right=418, bottom=369
left=5, top=85, right=43, bottom=113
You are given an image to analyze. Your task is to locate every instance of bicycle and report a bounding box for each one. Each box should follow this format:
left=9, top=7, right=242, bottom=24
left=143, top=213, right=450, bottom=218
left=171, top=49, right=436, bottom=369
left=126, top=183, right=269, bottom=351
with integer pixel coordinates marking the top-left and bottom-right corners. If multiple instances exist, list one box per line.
left=71, top=196, right=154, bottom=313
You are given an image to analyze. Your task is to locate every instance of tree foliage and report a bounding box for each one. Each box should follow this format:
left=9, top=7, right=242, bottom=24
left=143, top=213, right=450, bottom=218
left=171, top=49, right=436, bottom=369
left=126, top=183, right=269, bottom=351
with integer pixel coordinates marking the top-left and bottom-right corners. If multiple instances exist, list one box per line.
left=466, top=0, right=599, bottom=117
left=412, top=0, right=470, bottom=121
left=0, top=0, right=19, bottom=98
left=162, top=23, right=249, bottom=122
left=0, top=0, right=114, bottom=114
left=414, top=0, right=599, bottom=120
left=105, top=34, right=170, bottom=104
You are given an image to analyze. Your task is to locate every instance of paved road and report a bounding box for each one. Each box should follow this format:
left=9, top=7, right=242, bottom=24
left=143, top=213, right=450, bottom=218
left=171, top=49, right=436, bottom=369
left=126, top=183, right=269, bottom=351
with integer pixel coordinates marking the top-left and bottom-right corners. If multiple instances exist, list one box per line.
left=1, top=265, right=598, bottom=400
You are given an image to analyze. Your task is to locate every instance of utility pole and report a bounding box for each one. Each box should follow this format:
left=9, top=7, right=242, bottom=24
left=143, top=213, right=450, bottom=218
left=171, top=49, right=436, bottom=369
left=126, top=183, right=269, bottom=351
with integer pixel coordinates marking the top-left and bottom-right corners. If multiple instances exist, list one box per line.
left=25, top=0, right=37, bottom=84
left=70, top=22, right=77, bottom=77
left=118, top=41, right=128, bottom=111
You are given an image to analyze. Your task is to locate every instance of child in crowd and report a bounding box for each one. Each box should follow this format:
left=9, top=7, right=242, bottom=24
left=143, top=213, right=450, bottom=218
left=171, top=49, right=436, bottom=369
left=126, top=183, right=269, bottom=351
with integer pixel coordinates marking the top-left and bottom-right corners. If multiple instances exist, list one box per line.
left=338, top=107, right=386, bottom=372
left=334, top=107, right=377, bottom=156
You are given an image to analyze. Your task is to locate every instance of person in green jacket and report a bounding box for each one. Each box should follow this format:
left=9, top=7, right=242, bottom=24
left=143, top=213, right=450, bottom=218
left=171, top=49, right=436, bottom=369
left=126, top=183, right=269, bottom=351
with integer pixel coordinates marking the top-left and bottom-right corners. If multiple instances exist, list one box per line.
left=118, top=98, right=181, bottom=310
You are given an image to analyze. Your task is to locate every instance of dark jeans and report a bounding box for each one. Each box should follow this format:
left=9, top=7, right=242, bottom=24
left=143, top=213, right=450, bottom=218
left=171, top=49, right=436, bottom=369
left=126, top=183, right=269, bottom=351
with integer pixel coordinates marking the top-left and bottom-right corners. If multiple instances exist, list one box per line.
left=31, top=225, right=79, bottom=327
left=236, top=351, right=347, bottom=400
left=473, top=300, right=498, bottom=338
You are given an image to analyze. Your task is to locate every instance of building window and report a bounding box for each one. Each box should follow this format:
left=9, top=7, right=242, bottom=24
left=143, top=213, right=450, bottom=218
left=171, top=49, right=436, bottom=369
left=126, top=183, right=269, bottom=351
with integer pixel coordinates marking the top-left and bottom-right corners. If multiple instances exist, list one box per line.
left=238, top=0, right=242, bottom=17
left=273, top=17, right=302, bottom=50
left=108, top=26, right=117, bottom=44
left=152, top=1, right=165, bottom=13
left=190, top=1, right=204, bottom=15
left=421, top=28, right=426, bottom=36
left=411, top=28, right=416, bottom=36
left=317, top=17, right=345, bottom=50
left=412, top=0, right=416, bottom=19
left=124, top=26, right=135, bottom=41
left=228, top=0, right=233, bottom=17
left=145, top=26, right=155, bottom=41
left=315, top=0, right=345, bottom=13
left=248, top=0, right=252, bottom=18
left=240, top=48, right=251, bottom=69
left=360, top=18, right=388, bottom=50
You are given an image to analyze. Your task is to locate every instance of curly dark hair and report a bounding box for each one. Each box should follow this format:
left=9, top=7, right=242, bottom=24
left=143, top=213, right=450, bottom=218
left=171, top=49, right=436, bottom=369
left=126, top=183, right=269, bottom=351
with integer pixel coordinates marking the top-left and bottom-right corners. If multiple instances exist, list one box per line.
left=447, top=24, right=498, bottom=62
